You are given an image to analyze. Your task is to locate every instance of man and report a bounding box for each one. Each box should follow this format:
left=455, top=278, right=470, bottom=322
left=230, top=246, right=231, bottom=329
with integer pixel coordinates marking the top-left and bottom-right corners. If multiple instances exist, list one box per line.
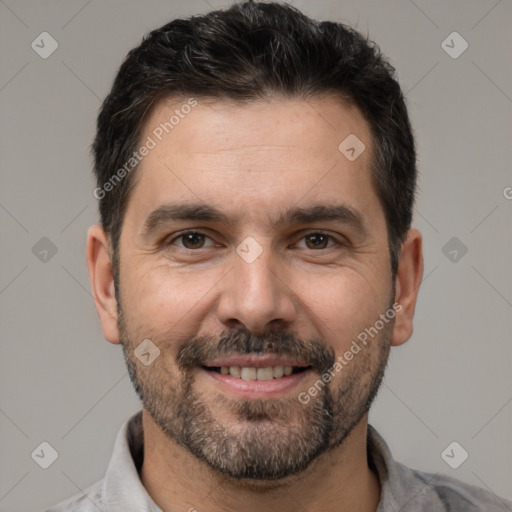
left=45, top=2, right=511, bottom=511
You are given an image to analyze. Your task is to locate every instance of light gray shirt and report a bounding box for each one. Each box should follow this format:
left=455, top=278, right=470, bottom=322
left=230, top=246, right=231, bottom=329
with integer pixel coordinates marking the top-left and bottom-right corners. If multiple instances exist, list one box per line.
left=43, top=411, right=511, bottom=511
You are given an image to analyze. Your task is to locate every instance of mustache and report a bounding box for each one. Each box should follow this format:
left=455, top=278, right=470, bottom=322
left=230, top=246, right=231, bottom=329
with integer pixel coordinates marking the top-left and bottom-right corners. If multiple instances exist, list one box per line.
left=176, top=328, right=335, bottom=374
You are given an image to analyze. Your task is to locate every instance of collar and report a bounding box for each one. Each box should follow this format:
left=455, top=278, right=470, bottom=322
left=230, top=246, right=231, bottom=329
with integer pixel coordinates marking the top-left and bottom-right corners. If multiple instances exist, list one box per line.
left=101, top=410, right=445, bottom=511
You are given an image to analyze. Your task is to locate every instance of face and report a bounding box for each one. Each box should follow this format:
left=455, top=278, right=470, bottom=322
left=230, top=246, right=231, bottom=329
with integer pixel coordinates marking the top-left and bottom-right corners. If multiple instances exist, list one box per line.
left=114, top=95, right=396, bottom=480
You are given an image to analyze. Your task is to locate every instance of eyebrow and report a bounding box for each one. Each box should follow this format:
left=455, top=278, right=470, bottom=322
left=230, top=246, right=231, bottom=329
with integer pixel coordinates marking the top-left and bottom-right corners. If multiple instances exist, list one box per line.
left=140, top=202, right=367, bottom=237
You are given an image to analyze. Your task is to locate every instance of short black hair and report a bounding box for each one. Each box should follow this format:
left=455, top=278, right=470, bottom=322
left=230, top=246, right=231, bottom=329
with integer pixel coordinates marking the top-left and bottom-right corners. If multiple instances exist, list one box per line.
left=92, top=1, right=417, bottom=278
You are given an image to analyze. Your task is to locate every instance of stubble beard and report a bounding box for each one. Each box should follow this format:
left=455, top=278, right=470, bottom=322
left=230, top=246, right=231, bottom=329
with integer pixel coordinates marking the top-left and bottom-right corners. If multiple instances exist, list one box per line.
left=119, top=308, right=391, bottom=484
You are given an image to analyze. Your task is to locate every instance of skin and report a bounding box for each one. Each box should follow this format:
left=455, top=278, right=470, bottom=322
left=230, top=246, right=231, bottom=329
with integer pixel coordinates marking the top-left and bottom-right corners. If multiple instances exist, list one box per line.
left=87, top=95, right=423, bottom=512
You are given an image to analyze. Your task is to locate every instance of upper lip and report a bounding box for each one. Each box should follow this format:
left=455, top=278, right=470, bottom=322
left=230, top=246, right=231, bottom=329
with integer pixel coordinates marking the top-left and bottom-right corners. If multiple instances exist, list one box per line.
left=202, top=354, right=310, bottom=369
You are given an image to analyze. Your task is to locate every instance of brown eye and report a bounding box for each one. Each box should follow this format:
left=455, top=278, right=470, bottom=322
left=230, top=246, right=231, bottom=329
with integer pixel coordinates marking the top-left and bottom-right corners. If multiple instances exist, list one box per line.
left=181, top=232, right=206, bottom=249
left=304, top=233, right=330, bottom=249
left=296, top=232, right=340, bottom=250
left=167, top=231, right=217, bottom=250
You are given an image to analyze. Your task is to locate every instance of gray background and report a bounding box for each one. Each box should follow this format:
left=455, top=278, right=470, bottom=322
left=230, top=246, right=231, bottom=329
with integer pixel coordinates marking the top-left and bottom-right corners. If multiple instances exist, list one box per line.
left=1, top=0, right=511, bottom=510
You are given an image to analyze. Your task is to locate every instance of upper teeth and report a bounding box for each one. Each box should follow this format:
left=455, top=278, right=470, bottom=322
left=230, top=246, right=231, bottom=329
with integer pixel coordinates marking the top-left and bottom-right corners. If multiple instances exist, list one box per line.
left=219, top=366, right=294, bottom=380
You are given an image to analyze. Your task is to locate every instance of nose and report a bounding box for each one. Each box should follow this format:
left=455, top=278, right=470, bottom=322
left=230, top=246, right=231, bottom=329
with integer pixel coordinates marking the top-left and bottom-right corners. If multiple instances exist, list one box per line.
left=216, top=244, right=297, bottom=334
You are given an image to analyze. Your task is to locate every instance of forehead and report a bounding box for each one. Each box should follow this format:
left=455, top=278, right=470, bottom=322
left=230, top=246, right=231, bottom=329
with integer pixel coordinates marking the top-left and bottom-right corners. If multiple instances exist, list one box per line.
left=141, top=94, right=371, bottom=159
left=124, top=94, right=382, bottom=230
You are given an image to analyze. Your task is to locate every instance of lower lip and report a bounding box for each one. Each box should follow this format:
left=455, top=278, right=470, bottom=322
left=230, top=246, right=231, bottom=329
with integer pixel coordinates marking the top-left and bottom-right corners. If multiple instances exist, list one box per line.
left=199, top=367, right=312, bottom=399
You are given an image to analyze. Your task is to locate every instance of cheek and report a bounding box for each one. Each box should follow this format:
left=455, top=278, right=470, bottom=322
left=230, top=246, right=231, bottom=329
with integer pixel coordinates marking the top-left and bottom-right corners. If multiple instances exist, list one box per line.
left=298, top=270, right=389, bottom=349
left=120, top=264, right=220, bottom=340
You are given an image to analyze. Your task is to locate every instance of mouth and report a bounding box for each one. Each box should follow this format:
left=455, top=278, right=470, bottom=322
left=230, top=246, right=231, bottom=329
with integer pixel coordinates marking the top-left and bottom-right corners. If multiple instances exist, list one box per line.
left=203, top=365, right=310, bottom=380
left=199, top=354, right=313, bottom=399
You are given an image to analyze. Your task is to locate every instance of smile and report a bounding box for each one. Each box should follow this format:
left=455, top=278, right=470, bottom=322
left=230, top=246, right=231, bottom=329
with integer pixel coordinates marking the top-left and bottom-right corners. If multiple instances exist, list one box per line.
left=204, top=365, right=310, bottom=380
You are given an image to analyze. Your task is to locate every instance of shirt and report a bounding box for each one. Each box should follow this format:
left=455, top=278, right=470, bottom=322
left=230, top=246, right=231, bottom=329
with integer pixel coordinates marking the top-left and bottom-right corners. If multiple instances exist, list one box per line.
left=42, top=410, right=512, bottom=511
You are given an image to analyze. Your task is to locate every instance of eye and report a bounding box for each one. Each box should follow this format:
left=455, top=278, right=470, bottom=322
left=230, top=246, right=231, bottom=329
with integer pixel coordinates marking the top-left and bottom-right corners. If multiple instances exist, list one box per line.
left=164, top=230, right=342, bottom=252
left=167, top=231, right=218, bottom=250
left=295, top=232, right=340, bottom=250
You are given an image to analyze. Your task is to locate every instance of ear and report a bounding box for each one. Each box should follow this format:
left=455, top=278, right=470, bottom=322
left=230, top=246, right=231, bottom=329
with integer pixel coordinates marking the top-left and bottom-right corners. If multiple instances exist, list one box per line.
left=86, top=224, right=120, bottom=344
left=391, top=228, right=423, bottom=347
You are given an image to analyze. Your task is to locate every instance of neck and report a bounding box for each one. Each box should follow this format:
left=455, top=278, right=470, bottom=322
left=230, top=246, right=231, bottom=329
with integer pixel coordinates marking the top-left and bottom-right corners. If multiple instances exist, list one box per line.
left=140, top=410, right=381, bottom=512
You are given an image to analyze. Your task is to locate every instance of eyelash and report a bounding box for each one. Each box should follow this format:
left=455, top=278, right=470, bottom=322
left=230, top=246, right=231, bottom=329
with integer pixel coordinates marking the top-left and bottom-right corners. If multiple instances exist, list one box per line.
left=165, top=230, right=343, bottom=251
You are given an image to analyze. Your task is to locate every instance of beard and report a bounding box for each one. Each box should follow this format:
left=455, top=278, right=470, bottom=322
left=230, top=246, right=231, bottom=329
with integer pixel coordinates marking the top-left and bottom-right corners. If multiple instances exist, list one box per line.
left=118, top=305, right=392, bottom=483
